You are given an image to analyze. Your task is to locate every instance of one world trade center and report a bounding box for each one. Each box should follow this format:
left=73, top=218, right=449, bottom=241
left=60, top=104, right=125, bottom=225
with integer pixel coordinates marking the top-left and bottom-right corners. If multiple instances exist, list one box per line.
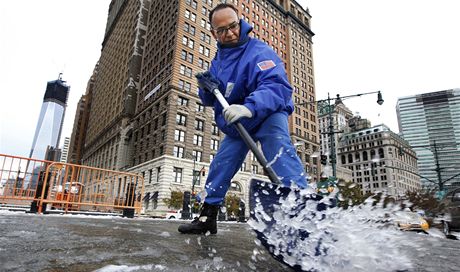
left=29, top=74, right=69, bottom=160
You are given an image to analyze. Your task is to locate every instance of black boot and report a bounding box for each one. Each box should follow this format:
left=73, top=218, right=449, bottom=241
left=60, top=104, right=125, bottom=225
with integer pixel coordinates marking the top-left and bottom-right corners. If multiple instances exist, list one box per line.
left=178, top=203, right=219, bottom=234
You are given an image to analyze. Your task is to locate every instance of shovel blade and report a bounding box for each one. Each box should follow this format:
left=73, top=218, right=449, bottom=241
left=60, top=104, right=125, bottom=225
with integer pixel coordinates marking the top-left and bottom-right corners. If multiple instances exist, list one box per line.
left=248, top=178, right=333, bottom=271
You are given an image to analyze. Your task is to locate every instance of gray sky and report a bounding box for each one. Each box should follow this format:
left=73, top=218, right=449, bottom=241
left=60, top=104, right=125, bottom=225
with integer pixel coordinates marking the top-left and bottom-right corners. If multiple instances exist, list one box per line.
left=1, top=0, right=459, bottom=158
left=0, top=0, right=111, bottom=157
left=303, top=0, right=460, bottom=132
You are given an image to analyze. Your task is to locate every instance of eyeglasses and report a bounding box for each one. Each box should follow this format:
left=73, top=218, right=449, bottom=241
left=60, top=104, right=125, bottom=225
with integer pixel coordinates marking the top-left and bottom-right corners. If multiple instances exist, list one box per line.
left=212, top=21, right=239, bottom=36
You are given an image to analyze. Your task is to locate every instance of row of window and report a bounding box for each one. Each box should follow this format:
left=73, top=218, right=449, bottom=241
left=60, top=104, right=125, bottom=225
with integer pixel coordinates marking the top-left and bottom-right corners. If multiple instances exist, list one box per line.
left=171, top=168, right=243, bottom=190
left=83, top=139, right=119, bottom=170
left=341, top=149, right=386, bottom=164
left=179, top=64, right=193, bottom=77
left=239, top=0, right=295, bottom=30
left=142, top=167, right=161, bottom=184
left=186, top=0, right=213, bottom=9
left=176, top=113, right=187, bottom=125
left=292, top=66, right=313, bottom=78
left=134, top=145, right=165, bottom=165
left=173, top=162, right=258, bottom=183
left=176, top=113, right=219, bottom=134
left=293, top=128, right=316, bottom=142
left=175, top=129, right=217, bottom=149
left=181, top=36, right=211, bottom=57
left=180, top=50, right=210, bottom=71
left=173, top=146, right=207, bottom=161
left=353, top=168, right=387, bottom=176
left=185, top=9, right=212, bottom=30
left=176, top=96, right=205, bottom=112
left=134, top=112, right=166, bottom=141
left=236, top=0, right=312, bottom=59
left=183, top=23, right=212, bottom=44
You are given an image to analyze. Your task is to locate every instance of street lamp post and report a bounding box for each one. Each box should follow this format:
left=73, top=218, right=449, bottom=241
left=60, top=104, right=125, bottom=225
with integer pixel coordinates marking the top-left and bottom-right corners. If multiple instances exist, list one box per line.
left=190, top=152, right=197, bottom=196
left=183, top=151, right=199, bottom=194
left=327, top=93, right=337, bottom=178
left=180, top=151, right=198, bottom=220
left=297, top=90, right=384, bottom=179
left=433, top=141, right=443, bottom=191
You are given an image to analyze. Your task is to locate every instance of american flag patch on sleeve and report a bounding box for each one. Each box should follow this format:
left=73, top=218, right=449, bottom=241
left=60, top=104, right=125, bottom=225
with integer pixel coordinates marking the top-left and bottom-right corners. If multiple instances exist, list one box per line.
left=257, top=60, right=276, bottom=71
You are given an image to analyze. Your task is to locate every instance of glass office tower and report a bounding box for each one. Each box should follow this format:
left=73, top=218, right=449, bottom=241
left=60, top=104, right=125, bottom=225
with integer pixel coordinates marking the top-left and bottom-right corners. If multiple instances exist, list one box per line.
left=29, top=76, right=69, bottom=160
left=397, top=89, right=460, bottom=190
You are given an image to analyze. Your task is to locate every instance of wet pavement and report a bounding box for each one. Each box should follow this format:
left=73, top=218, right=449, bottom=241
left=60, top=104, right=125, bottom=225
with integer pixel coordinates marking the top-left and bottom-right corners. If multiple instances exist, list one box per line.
left=0, top=211, right=290, bottom=272
left=0, top=210, right=459, bottom=272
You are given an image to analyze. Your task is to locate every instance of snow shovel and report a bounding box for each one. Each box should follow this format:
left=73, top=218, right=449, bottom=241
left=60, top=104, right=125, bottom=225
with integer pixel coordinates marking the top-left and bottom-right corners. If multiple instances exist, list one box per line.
left=210, top=88, right=333, bottom=271
left=209, top=88, right=281, bottom=185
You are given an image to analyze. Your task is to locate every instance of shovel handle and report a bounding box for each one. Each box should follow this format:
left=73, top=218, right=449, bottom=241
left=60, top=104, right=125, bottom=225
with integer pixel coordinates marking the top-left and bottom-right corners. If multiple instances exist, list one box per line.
left=211, top=89, right=281, bottom=184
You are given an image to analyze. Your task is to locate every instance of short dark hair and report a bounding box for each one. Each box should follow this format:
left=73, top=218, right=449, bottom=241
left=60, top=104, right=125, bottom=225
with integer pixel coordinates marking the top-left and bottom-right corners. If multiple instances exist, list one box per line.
left=208, top=3, right=239, bottom=25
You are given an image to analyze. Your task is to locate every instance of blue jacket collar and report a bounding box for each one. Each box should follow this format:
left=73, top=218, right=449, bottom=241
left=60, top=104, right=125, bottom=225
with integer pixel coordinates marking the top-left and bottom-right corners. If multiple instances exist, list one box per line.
left=217, top=19, right=253, bottom=49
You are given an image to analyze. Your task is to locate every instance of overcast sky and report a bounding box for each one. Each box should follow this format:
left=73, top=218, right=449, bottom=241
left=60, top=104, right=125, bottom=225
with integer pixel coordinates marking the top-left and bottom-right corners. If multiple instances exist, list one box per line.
left=1, top=0, right=459, bottom=158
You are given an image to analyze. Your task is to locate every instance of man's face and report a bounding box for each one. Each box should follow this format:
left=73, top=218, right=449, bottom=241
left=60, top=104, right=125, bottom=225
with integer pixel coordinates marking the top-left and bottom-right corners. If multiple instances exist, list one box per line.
left=211, top=8, right=240, bottom=45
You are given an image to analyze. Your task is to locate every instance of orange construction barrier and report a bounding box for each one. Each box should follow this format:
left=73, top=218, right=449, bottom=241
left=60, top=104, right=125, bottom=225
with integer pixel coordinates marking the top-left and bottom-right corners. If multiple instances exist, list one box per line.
left=0, top=154, right=144, bottom=215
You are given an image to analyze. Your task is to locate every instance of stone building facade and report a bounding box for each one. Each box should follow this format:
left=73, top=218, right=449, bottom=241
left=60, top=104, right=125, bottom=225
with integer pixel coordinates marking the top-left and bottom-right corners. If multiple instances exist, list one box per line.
left=338, top=124, right=421, bottom=196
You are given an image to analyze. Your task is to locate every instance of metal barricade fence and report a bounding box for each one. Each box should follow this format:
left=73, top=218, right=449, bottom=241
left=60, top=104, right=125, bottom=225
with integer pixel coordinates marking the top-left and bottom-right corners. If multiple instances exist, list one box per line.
left=0, top=154, right=144, bottom=215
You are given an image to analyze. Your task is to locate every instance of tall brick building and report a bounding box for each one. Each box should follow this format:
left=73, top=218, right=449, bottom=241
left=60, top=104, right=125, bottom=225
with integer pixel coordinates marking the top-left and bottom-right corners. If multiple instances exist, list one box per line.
left=76, top=0, right=318, bottom=216
left=68, top=66, right=97, bottom=164
left=80, top=0, right=150, bottom=171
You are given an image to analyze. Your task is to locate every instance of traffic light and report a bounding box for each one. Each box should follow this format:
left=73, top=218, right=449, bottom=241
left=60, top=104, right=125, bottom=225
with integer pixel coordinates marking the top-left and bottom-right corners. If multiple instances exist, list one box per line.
left=320, top=155, right=327, bottom=165
left=330, top=157, right=336, bottom=164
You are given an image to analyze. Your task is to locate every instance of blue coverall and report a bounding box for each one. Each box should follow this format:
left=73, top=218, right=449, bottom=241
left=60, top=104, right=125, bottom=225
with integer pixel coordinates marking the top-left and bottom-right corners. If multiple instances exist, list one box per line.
left=199, top=19, right=307, bottom=205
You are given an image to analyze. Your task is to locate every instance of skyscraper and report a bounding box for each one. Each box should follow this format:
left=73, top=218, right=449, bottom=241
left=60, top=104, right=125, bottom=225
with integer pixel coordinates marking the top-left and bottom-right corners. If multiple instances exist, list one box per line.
left=81, top=0, right=148, bottom=171
left=68, top=66, right=97, bottom=165
left=29, top=74, right=69, bottom=160
left=397, top=89, right=460, bottom=190
left=79, top=0, right=318, bottom=216
left=60, top=137, right=70, bottom=163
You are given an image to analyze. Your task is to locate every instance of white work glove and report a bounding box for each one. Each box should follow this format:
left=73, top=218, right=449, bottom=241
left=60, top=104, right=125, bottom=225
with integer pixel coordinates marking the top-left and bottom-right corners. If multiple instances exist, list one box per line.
left=223, top=105, right=253, bottom=124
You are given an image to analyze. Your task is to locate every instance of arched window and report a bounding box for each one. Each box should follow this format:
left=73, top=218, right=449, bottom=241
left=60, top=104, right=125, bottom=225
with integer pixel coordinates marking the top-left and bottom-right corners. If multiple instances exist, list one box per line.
left=378, top=148, right=385, bottom=159
left=362, top=151, right=368, bottom=161
left=341, top=155, right=346, bottom=164
left=229, top=181, right=242, bottom=192
left=371, top=149, right=376, bottom=160
left=348, top=154, right=353, bottom=164
left=355, top=152, right=360, bottom=161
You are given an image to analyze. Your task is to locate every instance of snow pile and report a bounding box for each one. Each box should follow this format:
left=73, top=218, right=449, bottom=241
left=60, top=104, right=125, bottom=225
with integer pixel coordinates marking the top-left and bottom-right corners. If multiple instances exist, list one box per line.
left=249, top=188, right=418, bottom=272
